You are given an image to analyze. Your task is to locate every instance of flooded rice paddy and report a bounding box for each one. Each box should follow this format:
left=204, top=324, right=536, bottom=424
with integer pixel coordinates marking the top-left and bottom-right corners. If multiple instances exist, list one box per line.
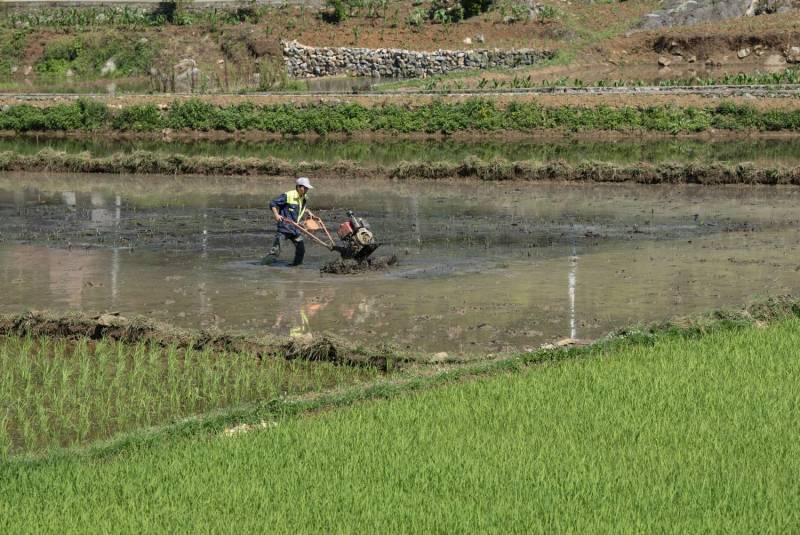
left=1, top=173, right=799, bottom=356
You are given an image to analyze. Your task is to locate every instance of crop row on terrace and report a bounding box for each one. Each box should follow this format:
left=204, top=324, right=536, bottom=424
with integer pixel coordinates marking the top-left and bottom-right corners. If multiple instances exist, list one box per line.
left=2, top=300, right=800, bottom=531
left=407, top=68, right=800, bottom=92
left=2, top=99, right=800, bottom=134
left=5, top=148, right=800, bottom=185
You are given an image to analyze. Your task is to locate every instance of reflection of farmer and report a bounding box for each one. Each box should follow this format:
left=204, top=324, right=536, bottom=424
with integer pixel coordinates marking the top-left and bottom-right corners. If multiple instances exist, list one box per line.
left=272, top=290, right=333, bottom=340
left=262, top=177, right=320, bottom=267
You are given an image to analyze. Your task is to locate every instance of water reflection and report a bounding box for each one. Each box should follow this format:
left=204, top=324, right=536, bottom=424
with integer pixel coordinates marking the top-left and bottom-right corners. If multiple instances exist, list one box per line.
left=569, top=245, right=578, bottom=340
left=2, top=179, right=800, bottom=355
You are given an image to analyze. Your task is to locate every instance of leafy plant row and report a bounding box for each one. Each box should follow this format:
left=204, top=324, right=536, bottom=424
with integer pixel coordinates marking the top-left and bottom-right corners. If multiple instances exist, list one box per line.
left=2, top=98, right=800, bottom=134
left=421, top=68, right=800, bottom=91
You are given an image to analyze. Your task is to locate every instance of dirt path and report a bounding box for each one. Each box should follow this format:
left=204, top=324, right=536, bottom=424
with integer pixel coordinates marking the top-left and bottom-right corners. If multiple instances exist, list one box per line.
left=5, top=84, right=800, bottom=104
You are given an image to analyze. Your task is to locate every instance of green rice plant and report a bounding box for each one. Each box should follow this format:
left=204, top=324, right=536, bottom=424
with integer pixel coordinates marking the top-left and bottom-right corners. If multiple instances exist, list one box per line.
left=3, top=318, right=800, bottom=531
left=0, top=333, right=380, bottom=456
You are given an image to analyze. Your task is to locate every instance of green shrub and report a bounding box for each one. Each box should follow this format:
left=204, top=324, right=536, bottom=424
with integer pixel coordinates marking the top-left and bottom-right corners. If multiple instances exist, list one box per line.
left=323, top=0, right=348, bottom=23
left=0, top=30, right=28, bottom=75
left=35, top=38, right=82, bottom=74
left=430, top=0, right=464, bottom=23
left=34, top=35, right=157, bottom=76
left=3, top=99, right=800, bottom=135
left=75, top=98, right=109, bottom=130
left=461, top=0, right=493, bottom=18
left=111, top=104, right=163, bottom=131
left=407, top=7, right=426, bottom=28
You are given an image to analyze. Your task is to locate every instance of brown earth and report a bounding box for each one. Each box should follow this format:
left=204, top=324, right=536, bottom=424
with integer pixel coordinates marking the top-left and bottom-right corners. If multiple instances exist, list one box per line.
left=0, top=310, right=405, bottom=369
left=6, top=0, right=799, bottom=91
left=321, top=255, right=399, bottom=275
left=411, top=10, right=800, bottom=88
left=5, top=91, right=800, bottom=111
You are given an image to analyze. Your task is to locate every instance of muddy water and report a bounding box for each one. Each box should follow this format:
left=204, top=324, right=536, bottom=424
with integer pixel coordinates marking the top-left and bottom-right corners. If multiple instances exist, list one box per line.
left=6, top=137, right=800, bottom=166
left=1, top=173, right=799, bottom=356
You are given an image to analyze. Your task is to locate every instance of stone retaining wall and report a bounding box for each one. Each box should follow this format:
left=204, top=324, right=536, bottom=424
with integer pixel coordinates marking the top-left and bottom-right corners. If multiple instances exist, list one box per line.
left=282, top=41, right=555, bottom=79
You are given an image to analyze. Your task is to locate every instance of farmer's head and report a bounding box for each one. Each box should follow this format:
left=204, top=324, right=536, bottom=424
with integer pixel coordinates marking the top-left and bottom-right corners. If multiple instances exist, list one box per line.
left=295, top=177, right=313, bottom=196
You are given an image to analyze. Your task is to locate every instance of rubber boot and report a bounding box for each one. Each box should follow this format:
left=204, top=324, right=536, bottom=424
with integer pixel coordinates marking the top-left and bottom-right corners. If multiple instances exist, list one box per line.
left=260, top=234, right=282, bottom=265
left=289, top=238, right=305, bottom=266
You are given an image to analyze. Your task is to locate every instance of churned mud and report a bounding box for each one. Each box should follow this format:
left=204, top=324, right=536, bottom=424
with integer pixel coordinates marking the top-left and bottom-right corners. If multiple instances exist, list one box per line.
left=2, top=173, right=800, bottom=356
left=321, top=255, right=398, bottom=275
left=0, top=310, right=401, bottom=370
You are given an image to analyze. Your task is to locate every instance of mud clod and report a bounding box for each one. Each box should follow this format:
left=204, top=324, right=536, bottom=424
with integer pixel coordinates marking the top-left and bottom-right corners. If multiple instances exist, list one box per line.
left=321, top=255, right=398, bottom=275
left=0, top=311, right=403, bottom=371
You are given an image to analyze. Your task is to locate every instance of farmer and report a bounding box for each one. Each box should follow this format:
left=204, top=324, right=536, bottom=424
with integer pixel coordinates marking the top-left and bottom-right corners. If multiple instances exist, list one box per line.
left=262, top=177, right=319, bottom=267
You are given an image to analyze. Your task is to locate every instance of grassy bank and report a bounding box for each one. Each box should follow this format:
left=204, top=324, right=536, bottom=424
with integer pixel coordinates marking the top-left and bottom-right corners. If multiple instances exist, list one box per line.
left=2, top=303, right=799, bottom=531
left=3, top=98, right=800, bottom=135
left=4, top=148, right=800, bottom=185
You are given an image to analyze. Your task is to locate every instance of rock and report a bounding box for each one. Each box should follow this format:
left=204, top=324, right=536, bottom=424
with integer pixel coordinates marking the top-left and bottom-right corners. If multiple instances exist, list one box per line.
left=639, top=0, right=771, bottom=29
left=101, top=58, right=116, bottom=75
left=65, top=69, right=74, bottom=78
left=687, top=54, right=697, bottom=63
left=431, top=351, right=449, bottom=362
left=784, top=46, right=800, bottom=63
left=95, top=313, right=122, bottom=327
left=737, top=47, right=751, bottom=59
left=474, top=33, right=486, bottom=43
left=765, top=53, right=787, bottom=66
left=23, top=65, right=32, bottom=76
left=462, top=37, right=472, bottom=45
left=173, top=59, right=199, bottom=92
left=10, top=65, right=17, bottom=73
left=658, top=55, right=671, bottom=67
left=280, top=40, right=553, bottom=79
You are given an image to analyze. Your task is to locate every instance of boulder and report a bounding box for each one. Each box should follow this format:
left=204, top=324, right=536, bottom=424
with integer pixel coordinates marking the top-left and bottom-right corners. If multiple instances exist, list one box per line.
left=101, top=59, right=117, bottom=75
left=784, top=46, right=800, bottom=63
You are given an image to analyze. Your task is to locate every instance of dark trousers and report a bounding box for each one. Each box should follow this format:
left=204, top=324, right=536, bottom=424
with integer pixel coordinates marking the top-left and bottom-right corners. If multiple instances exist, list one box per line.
left=269, top=232, right=305, bottom=266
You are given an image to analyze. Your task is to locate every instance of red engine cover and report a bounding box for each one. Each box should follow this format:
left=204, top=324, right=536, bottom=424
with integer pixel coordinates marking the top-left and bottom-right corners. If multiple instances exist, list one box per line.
left=337, top=221, right=354, bottom=239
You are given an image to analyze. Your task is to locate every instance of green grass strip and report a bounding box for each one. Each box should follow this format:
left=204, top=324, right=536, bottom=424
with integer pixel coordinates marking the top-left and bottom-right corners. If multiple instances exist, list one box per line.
left=2, top=98, right=800, bottom=134
left=4, top=148, right=800, bottom=184
left=2, top=304, right=799, bottom=531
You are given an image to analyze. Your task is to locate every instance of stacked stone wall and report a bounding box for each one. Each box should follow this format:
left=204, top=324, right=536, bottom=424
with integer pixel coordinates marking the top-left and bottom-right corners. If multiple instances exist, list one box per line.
left=282, top=41, right=555, bottom=79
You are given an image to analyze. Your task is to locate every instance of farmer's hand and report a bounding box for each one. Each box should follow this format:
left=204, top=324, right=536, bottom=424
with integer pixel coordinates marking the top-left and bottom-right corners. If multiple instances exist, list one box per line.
left=274, top=214, right=283, bottom=223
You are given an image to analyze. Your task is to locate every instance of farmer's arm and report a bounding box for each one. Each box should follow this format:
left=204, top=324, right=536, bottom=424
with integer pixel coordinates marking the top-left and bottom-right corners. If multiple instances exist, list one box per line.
left=269, top=194, right=287, bottom=222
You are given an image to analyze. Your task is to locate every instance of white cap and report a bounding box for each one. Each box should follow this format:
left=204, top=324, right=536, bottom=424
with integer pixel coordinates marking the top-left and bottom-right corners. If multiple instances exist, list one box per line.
left=296, top=177, right=313, bottom=189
